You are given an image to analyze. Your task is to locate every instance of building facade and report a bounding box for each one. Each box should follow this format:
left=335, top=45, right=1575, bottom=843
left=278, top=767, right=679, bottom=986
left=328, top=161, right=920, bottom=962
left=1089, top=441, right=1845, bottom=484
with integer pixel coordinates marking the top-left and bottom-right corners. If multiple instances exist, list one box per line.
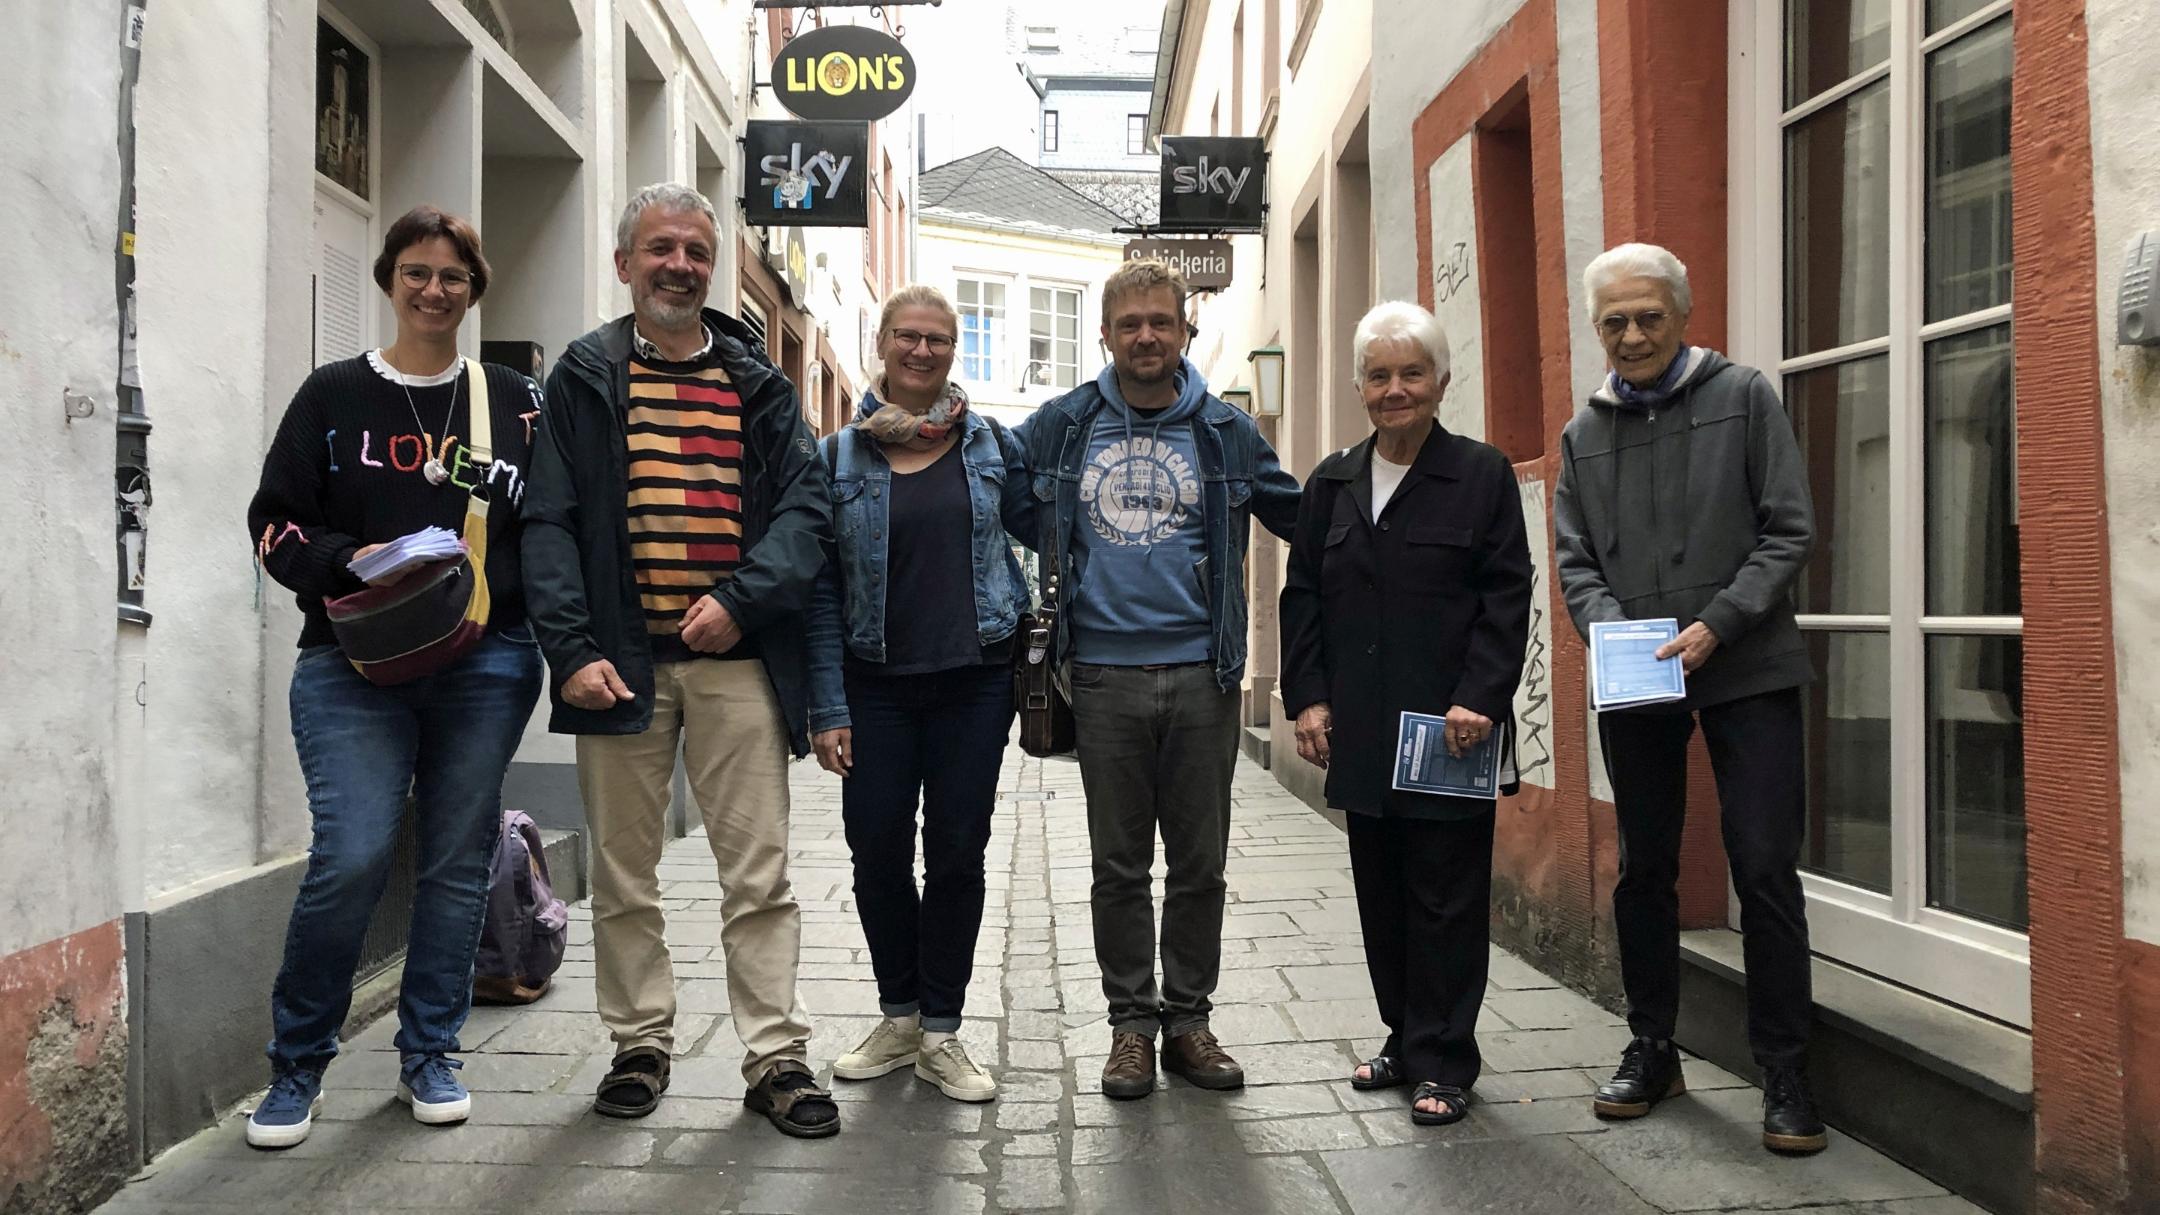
left=1315, top=0, right=2140, bottom=1210
left=915, top=148, right=1130, bottom=429
left=0, top=1, right=798, bottom=1207
left=1149, top=0, right=1373, bottom=740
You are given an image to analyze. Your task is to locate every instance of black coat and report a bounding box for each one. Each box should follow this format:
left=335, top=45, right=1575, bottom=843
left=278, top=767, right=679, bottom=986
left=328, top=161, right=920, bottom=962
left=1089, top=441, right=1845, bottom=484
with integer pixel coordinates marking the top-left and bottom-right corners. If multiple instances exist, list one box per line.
left=1279, top=422, right=1533, bottom=815
left=520, top=309, right=833, bottom=756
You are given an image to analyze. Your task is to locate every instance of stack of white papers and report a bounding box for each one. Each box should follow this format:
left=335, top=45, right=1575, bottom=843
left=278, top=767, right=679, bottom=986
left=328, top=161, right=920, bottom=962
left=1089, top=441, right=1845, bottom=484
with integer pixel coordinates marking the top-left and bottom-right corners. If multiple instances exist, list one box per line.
left=349, top=527, right=464, bottom=584
left=1589, top=618, right=1689, bottom=711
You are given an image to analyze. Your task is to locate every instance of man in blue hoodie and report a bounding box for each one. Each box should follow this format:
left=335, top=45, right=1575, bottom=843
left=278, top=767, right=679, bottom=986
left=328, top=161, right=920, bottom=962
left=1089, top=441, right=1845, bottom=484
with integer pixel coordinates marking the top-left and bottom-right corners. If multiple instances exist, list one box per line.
left=1014, top=260, right=1300, bottom=1099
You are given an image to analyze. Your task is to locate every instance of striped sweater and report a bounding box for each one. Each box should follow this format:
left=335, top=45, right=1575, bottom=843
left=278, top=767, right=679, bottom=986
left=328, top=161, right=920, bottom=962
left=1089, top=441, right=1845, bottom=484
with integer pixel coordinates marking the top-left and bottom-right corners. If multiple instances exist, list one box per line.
left=625, top=353, right=753, bottom=662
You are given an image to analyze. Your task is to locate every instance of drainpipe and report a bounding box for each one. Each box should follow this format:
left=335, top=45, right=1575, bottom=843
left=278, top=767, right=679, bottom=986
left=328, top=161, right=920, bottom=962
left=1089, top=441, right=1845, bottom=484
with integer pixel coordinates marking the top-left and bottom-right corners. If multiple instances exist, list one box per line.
left=115, top=0, right=150, bottom=627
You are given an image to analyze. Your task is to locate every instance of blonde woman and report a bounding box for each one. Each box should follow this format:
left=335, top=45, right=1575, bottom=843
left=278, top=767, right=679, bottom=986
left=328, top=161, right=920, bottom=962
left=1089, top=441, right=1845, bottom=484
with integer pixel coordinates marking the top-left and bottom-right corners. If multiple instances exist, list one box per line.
left=805, top=286, right=1032, bottom=1101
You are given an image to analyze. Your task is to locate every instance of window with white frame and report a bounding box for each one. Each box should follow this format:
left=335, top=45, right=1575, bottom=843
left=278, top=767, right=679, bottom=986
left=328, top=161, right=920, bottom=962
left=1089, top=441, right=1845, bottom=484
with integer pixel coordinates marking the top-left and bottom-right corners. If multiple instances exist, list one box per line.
left=1043, top=111, right=1060, bottom=154
left=1127, top=114, right=1147, bottom=156
left=1029, top=285, right=1082, bottom=390
left=956, top=277, right=1007, bottom=385
left=1736, top=0, right=2022, bottom=1024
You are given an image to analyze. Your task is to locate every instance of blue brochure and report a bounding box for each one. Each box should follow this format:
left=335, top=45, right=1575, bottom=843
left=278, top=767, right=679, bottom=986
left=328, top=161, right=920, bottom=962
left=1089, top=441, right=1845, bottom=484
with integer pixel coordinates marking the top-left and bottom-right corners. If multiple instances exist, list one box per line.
left=1589, top=618, right=1688, bottom=711
left=1392, top=713, right=1507, bottom=799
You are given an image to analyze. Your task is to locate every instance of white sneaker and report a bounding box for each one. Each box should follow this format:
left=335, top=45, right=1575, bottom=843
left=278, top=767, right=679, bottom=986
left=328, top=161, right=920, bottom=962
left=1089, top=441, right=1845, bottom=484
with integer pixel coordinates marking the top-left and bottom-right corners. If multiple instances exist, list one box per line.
left=833, top=1018, right=922, bottom=1080
left=914, top=1036, right=998, bottom=1103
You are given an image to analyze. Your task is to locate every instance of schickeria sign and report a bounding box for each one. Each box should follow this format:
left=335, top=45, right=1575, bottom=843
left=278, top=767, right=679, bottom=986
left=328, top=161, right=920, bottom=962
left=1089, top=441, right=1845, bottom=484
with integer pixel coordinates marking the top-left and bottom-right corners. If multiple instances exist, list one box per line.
left=1124, top=238, right=1234, bottom=291
left=745, top=120, right=869, bottom=228
left=1158, top=137, right=1267, bottom=234
left=773, top=25, right=916, bottom=122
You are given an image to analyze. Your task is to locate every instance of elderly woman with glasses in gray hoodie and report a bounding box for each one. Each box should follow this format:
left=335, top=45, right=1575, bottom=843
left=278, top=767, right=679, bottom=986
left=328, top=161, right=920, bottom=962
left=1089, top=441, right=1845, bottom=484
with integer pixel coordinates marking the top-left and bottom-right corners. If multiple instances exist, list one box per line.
left=1553, top=242, right=1824, bottom=1155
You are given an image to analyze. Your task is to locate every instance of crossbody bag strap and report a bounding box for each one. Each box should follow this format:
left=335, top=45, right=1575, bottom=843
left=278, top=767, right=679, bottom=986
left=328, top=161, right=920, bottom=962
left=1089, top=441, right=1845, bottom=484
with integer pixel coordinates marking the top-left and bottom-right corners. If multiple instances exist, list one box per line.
left=461, top=358, right=494, bottom=624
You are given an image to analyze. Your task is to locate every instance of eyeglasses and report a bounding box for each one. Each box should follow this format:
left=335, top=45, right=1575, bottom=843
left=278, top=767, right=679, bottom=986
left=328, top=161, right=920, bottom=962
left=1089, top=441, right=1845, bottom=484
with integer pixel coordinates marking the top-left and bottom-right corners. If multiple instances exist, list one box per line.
left=397, top=264, right=474, bottom=293
left=1597, top=309, right=1668, bottom=339
left=888, top=329, right=956, bottom=353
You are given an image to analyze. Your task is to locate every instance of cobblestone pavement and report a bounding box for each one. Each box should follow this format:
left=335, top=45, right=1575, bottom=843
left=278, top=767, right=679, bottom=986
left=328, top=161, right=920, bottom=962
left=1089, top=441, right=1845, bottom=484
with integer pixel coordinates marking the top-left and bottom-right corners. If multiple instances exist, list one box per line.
left=101, top=744, right=1981, bottom=1214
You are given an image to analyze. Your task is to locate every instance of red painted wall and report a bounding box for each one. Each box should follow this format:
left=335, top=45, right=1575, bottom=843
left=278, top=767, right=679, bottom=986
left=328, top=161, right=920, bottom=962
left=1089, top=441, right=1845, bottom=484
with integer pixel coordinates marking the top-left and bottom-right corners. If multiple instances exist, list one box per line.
left=0, top=920, right=129, bottom=1212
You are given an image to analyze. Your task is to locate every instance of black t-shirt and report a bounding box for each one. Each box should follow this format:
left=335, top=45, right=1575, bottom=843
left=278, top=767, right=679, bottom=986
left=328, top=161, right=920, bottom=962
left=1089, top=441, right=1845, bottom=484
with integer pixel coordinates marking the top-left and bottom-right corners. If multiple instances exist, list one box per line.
left=860, top=442, right=1011, bottom=677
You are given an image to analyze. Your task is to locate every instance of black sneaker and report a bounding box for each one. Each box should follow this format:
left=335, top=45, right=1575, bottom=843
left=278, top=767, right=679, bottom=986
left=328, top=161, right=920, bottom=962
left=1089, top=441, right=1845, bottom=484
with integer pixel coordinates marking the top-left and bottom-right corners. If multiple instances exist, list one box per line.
left=1761, top=1066, right=1828, bottom=1154
left=1591, top=1036, right=1685, bottom=1119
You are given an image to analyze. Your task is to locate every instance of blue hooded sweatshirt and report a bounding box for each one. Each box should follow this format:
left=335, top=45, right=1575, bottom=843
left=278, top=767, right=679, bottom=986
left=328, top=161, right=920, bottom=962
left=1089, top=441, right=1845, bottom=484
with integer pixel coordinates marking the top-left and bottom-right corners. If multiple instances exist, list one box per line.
left=1068, top=362, right=1214, bottom=665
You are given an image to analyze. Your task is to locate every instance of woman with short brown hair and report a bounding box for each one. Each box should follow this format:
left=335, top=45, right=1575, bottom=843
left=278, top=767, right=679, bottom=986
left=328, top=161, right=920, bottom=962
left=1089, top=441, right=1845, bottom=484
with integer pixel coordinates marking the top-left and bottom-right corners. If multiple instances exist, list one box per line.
left=243, top=205, right=541, bottom=1148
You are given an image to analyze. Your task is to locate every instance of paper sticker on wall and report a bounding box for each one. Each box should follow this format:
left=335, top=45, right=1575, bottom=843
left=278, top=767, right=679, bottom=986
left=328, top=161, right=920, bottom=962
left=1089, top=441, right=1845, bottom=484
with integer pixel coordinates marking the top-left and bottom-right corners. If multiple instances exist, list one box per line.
left=1426, top=136, right=1484, bottom=444
left=1514, top=476, right=1555, bottom=789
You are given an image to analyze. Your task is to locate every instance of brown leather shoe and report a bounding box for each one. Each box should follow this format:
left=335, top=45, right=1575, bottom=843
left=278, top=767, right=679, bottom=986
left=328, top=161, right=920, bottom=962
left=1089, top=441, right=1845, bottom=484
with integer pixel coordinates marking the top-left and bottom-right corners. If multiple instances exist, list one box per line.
left=1101, top=1031, right=1156, bottom=1100
left=1163, top=1028, right=1245, bottom=1091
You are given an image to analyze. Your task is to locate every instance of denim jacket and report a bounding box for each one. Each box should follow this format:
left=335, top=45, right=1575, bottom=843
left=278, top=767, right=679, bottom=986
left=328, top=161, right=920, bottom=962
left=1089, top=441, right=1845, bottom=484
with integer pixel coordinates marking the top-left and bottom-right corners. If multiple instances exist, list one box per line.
left=1012, top=363, right=1301, bottom=693
left=805, top=411, right=1032, bottom=732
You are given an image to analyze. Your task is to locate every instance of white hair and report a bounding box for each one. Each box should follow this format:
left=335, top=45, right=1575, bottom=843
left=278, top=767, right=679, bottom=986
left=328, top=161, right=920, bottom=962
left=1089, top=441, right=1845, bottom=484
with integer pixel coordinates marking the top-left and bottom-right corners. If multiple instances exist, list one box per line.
left=1351, top=301, right=1451, bottom=382
left=1582, top=242, right=1692, bottom=321
left=615, top=182, right=719, bottom=253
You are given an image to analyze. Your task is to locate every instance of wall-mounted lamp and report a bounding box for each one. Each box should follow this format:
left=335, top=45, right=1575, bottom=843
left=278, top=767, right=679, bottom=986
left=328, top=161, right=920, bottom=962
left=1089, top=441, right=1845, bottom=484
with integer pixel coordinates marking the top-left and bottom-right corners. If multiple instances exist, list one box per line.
left=1248, top=344, right=1285, bottom=417
left=1220, top=386, right=1253, bottom=413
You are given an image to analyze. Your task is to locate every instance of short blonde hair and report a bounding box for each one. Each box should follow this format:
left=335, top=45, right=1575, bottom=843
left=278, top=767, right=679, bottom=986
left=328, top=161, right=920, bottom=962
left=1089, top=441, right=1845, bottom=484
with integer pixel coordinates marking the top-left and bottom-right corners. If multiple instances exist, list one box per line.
left=1101, top=259, right=1188, bottom=327
left=1351, top=301, right=1451, bottom=382
left=877, top=284, right=959, bottom=342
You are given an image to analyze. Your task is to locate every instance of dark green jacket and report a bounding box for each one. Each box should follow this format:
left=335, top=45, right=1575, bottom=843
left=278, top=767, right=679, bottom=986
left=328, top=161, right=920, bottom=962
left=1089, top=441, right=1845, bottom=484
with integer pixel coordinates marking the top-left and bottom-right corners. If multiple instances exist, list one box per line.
left=1553, top=348, right=1815, bottom=710
left=520, top=308, right=832, bottom=754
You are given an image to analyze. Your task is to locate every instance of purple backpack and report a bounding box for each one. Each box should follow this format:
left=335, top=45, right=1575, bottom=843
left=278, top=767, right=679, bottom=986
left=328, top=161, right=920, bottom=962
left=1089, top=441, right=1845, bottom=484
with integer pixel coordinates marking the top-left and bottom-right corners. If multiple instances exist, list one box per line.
left=472, top=810, right=568, bottom=1004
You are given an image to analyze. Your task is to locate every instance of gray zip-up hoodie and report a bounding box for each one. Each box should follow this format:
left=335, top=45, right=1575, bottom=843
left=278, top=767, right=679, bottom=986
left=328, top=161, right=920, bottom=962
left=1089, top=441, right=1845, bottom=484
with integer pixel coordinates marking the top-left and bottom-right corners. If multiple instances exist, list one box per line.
left=1552, top=347, right=1816, bottom=710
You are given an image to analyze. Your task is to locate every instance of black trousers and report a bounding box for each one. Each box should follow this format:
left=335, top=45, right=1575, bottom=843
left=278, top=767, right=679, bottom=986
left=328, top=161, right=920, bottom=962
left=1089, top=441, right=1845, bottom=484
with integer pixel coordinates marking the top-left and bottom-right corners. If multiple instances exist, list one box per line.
left=1599, top=686, right=1812, bottom=1067
left=1346, top=811, right=1495, bottom=1089
left=840, top=662, right=1014, bottom=1030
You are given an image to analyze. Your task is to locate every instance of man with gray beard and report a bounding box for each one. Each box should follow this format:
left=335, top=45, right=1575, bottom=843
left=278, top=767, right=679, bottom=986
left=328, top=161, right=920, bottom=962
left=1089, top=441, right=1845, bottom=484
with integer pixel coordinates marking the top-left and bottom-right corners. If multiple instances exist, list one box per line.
left=521, top=183, right=840, bottom=1137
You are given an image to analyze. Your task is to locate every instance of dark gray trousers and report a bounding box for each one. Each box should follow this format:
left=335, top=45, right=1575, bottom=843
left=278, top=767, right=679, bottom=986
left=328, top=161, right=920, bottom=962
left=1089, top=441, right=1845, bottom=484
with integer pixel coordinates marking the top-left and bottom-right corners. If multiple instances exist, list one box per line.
left=1068, top=661, right=1241, bottom=1038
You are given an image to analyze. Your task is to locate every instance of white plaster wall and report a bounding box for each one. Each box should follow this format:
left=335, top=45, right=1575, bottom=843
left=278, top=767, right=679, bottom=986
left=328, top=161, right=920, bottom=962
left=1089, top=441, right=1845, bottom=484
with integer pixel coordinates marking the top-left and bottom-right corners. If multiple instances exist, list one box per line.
left=1425, top=135, right=1486, bottom=444
left=1555, top=0, right=1614, bottom=803
left=1369, top=0, right=1524, bottom=303
left=133, top=0, right=291, bottom=897
left=2088, top=0, right=2160, bottom=945
left=0, top=2, right=126, bottom=955
left=914, top=219, right=1127, bottom=424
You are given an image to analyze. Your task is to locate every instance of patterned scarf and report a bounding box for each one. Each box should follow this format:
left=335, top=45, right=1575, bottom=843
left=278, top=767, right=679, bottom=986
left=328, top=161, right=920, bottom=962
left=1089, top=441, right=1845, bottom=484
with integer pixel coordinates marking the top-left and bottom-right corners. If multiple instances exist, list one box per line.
left=857, top=379, right=970, bottom=450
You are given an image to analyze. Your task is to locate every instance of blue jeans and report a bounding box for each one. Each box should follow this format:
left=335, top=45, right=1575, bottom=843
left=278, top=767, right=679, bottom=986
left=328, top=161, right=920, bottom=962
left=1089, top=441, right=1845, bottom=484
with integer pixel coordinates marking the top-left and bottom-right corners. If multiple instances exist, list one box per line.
left=268, top=629, right=541, bottom=1073
left=840, top=661, right=1013, bottom=1030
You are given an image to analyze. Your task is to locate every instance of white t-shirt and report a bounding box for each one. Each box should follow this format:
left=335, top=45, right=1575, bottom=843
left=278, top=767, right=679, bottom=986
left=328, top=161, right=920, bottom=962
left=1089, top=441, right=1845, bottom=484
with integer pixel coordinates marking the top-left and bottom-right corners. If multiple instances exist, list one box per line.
left=1370, top=451, right=1412, bottom=521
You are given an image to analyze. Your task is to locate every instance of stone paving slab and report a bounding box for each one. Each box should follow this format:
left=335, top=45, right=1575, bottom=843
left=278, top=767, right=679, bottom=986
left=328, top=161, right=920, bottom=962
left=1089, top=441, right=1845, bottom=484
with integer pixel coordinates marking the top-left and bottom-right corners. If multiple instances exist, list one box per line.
left=99, top=746, right=1979, bottom=1215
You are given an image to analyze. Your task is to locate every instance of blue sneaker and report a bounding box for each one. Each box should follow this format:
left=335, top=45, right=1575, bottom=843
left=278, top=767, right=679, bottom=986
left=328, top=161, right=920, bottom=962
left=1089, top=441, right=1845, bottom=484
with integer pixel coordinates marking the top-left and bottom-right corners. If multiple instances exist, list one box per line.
left=245, top=1068, right=324, bottom=1149
left=397, top=1052, right=471, bottom=1125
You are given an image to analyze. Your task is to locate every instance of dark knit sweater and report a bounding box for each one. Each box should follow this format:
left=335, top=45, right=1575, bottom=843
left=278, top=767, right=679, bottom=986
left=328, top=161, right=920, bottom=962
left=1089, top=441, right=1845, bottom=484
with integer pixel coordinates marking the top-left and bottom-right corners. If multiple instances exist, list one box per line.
left=248, top=353, right=543, bottom=648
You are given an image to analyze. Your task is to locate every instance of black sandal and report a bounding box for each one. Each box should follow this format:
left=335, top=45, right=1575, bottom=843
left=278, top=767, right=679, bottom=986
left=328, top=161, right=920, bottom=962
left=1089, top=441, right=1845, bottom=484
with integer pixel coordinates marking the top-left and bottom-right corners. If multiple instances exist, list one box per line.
left=744, top=1061, right=841, bottom=1139
left=1351, top=1055, right=1407, bottom=1091
left=594, top=1046, right=670, bottom=1118
left=1410, top=1082, right=1470, bottom=1126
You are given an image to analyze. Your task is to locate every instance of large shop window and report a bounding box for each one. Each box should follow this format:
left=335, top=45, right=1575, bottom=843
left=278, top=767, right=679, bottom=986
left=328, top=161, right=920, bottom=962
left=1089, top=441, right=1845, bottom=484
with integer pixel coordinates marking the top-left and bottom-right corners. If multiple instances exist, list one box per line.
left=1738, top=0, right=2023, bottom=1025
left=957, top=277, right=1008, bottom=385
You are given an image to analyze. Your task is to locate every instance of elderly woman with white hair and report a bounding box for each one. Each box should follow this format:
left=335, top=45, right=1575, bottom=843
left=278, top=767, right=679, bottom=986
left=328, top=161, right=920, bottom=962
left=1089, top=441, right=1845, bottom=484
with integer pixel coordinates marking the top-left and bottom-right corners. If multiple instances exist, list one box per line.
left=1279, top=301, right=1531, bottom=1126
left=1554, top=243, right=1822, bottom=1154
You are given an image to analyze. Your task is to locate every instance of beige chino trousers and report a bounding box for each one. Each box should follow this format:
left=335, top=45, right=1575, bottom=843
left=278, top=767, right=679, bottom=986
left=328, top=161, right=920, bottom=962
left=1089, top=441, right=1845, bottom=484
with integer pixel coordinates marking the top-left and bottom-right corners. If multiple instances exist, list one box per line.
left=577, top=658, right=811, bottom=1083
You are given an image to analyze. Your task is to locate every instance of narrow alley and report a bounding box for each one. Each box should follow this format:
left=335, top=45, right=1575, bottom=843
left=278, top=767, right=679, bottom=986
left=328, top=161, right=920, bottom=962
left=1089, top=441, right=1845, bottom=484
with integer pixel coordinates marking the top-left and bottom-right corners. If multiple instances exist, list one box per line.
left=97, top=745, right=1975, bottom=1215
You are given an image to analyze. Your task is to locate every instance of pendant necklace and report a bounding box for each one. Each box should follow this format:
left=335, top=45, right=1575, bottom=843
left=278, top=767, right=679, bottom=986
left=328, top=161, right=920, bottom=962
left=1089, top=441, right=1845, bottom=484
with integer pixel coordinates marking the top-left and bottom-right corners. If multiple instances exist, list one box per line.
left=388, top=351, right=462, bottom=485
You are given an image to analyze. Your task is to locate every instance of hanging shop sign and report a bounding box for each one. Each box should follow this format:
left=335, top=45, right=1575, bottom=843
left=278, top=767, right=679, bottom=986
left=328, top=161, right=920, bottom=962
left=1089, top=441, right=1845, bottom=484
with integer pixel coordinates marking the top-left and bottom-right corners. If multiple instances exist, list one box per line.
left=1157, top=136, right=1267, bottom=234
left=773, top=24, right=917, bottom=122
left=1123, top=238, right=1234, bottom=291
left=745, top=120, right=870, bottom=228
